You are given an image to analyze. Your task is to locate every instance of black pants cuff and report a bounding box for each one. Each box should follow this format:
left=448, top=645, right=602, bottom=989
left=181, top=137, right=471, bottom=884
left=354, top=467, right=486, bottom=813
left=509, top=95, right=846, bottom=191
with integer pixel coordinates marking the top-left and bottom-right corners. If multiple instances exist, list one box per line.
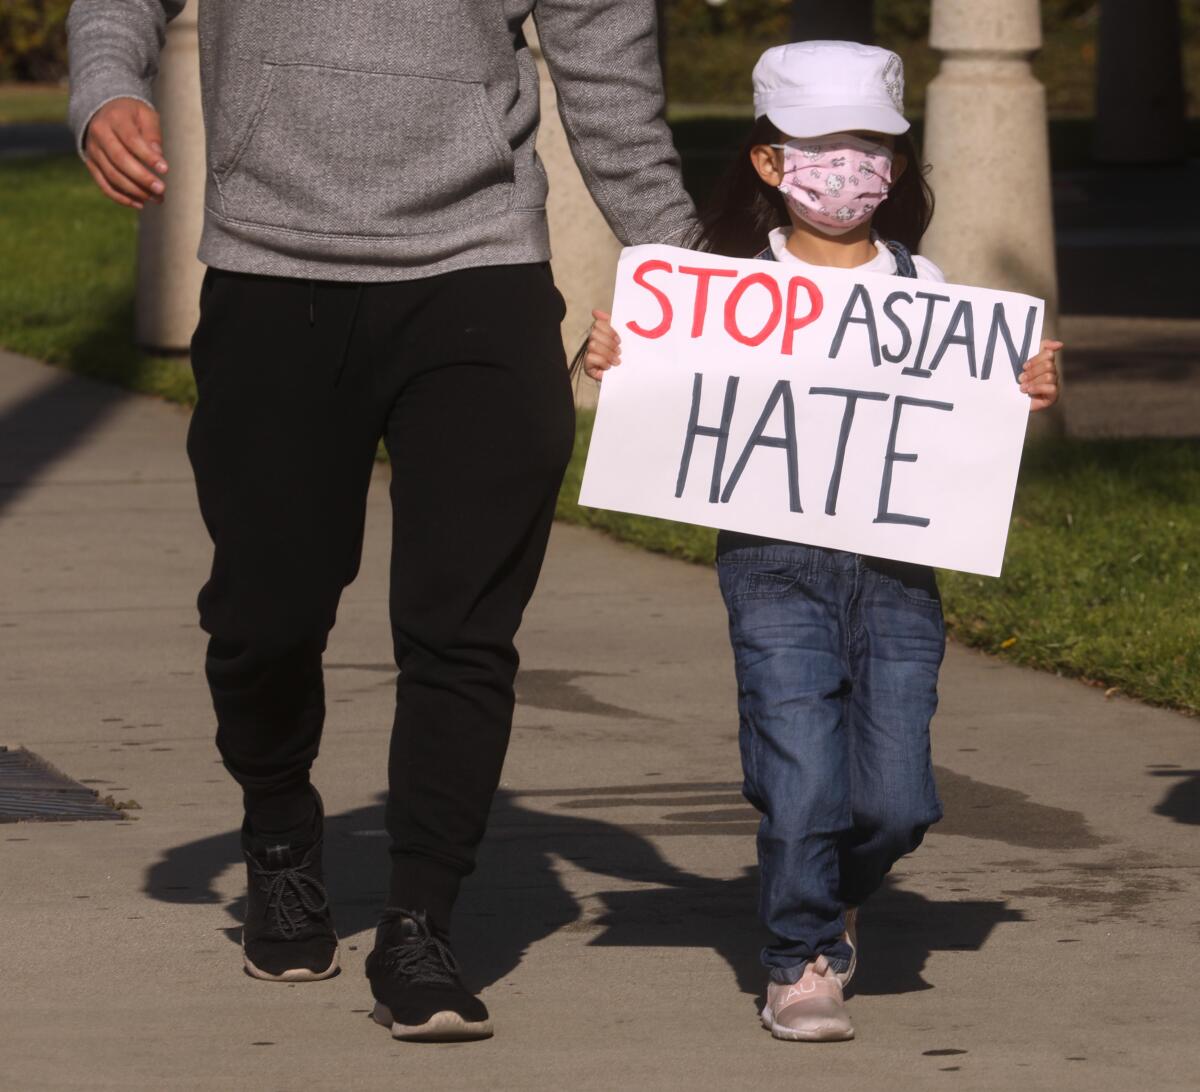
left=387, top=855, right=462, bottom=934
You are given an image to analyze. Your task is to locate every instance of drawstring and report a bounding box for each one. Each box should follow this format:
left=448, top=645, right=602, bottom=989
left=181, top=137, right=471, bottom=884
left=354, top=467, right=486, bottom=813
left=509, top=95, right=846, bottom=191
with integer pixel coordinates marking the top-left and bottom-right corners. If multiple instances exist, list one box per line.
left=332, top=284, right=365, bottom=388
left=308, top=281, right=364, bottom=387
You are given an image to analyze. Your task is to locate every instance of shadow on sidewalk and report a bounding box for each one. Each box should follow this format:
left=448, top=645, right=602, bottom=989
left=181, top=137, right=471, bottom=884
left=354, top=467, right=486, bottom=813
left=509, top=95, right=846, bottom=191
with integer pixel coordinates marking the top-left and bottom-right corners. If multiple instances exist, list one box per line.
left=144, top=786, right=1023, bottom=999
left=0, top=289, right=161, bottom=515
left=1150, top=769, right=1200, bottom=825
left=0, top=365, right=127, bottom=515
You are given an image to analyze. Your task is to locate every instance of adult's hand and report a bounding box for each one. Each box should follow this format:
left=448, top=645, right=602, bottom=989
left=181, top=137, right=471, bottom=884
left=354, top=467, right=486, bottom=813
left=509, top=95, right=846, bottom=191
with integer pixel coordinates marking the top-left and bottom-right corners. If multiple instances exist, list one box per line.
left=83, top=98, right=168, bottom=210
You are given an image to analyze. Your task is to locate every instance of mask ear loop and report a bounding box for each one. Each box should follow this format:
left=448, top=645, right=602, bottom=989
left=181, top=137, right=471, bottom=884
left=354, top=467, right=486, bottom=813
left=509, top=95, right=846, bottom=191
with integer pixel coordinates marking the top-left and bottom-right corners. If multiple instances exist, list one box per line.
left=769, top=143, right=792, bottom=194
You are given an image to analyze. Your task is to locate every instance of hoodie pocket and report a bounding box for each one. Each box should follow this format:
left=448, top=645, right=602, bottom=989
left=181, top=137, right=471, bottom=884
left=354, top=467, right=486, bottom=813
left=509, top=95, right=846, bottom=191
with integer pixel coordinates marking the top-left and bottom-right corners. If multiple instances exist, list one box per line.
left=213, top=62, right=514, bottom=238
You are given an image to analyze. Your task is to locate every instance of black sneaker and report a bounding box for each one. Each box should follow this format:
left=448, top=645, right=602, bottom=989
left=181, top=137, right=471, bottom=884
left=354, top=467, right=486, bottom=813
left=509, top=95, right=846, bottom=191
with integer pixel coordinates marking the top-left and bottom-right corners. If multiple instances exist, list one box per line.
left=366, top=909, right=492, bottom=1041
left=241, top=792, right=339, bottom=982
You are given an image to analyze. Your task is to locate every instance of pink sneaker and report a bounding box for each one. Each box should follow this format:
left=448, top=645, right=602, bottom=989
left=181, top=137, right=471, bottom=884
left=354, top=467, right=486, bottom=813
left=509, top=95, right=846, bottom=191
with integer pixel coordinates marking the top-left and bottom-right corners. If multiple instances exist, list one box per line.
left=838, top=907, right=858, bottom=988
left=761, top=956, right=855, bottom=1042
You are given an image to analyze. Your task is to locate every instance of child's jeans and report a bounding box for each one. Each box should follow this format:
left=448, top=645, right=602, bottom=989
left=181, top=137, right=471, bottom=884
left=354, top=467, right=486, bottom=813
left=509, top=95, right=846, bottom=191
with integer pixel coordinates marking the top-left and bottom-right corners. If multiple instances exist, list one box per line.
left=716, top=532, right=945, bottom=984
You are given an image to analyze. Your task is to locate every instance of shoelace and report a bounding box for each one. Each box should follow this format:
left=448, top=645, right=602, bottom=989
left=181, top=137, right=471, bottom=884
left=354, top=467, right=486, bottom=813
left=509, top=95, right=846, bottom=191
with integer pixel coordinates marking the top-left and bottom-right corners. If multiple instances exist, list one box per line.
left=380, top=915, right=461, bottom=986
left=251, top=854, right=329, bottom=939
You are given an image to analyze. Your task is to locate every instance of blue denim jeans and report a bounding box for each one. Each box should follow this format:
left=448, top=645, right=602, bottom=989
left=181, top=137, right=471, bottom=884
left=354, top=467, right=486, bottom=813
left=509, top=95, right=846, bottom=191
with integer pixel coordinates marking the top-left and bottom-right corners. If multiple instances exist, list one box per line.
left=716, top=532, right=945, bottom=984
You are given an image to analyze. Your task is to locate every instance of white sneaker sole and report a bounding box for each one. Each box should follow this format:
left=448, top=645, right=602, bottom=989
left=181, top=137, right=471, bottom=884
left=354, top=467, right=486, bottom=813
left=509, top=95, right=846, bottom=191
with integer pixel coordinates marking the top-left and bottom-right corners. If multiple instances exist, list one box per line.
left=242, top=946, right=340, bottom=982
left=761, top=1007, right=855, bottom=1043
left=372, top=1001, right=493, bottom=1042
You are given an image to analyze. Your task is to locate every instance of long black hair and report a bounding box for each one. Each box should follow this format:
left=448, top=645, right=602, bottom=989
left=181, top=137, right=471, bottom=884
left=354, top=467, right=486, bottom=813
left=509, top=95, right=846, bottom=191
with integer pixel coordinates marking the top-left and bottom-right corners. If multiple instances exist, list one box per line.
left=692, top=116, right=935, bottom=257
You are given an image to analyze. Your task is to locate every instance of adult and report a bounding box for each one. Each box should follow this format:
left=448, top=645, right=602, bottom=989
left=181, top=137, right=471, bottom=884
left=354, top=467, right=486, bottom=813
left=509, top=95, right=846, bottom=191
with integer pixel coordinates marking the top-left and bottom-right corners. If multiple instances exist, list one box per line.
left=67, top=0, right=695, bottom=1042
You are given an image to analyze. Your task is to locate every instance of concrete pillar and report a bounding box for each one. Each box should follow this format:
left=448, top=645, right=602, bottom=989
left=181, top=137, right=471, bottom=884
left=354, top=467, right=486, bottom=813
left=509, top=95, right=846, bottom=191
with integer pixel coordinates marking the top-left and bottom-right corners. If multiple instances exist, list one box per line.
left=921, top=0, right=1060, bottom=434
left=790, top=0, right=874, bottom=43
left=922, top=0, right=1055, bottom=297
left=1094, top=0, right=1187, bottom=164
left=527, top=21, right=623, bottom=409
left=134, top=1, right=205, bottom=353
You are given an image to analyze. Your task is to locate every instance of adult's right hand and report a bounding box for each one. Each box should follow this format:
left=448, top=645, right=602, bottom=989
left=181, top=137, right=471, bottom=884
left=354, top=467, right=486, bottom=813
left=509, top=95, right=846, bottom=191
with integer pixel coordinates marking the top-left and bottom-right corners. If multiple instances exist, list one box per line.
left=83, top=98, right=169, bottom=210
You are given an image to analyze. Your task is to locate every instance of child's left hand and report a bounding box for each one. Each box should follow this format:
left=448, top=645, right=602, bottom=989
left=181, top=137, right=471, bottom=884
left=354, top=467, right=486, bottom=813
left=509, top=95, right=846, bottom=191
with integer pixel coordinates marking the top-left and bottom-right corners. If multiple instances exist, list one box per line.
left=584, top=309, right=621, bottom=381
left=1021, top=339, right=1062, bottom=411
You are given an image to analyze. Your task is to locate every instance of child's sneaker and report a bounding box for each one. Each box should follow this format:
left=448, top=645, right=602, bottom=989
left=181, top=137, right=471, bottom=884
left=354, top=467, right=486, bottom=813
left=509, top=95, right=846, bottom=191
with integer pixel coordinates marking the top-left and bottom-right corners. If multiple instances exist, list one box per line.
left=761, top=956, right=855, bottom=1042
left=366, top=909, right=493, bottom=1042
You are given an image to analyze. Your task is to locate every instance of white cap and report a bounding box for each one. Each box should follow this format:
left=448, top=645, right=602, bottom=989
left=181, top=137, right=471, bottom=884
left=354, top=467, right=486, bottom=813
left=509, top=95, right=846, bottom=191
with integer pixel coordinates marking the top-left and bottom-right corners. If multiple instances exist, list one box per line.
left=753, top=40, right=909, bottom=139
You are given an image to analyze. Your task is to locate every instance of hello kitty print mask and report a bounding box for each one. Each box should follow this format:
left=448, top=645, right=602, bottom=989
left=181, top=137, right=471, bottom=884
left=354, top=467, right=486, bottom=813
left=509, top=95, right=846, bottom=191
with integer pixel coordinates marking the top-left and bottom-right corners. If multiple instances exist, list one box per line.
left=773, top=133, right=894, bottom=235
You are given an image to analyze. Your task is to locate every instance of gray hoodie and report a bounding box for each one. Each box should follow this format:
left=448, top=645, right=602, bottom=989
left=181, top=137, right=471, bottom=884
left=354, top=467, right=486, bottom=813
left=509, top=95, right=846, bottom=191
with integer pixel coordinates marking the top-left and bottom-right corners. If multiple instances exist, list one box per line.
left=67, top=0, right=696, bottom=282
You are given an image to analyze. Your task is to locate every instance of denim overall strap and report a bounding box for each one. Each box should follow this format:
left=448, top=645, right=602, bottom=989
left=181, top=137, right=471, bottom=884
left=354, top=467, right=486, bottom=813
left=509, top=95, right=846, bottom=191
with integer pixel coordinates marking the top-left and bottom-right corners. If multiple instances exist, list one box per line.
left=884, top=239, right=918, bottom=279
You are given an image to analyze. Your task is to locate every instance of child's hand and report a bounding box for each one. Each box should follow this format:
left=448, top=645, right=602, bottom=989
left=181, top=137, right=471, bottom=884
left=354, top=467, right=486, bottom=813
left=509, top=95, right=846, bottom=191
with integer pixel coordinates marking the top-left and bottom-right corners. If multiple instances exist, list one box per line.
left=584, top=309, right=621, bottom=381
left=1020, top=339, right=1062, bottom=412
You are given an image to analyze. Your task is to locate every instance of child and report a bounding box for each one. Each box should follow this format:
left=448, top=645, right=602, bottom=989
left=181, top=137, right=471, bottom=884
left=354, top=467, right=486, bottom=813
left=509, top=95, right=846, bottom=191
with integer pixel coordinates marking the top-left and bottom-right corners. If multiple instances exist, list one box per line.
left=584, top=41, right=1060, bottom=1042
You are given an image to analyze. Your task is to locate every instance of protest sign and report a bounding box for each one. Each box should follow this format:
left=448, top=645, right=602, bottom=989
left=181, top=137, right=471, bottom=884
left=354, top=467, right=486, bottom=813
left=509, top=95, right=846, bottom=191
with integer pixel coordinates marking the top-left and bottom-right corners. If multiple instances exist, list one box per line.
left=578, top=244, right=1044, bottom=577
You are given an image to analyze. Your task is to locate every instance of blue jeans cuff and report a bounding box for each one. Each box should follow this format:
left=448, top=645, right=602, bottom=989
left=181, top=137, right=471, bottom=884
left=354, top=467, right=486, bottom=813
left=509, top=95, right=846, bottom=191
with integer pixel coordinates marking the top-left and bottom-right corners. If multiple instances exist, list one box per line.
left=768, top=952, right=852, bottom=984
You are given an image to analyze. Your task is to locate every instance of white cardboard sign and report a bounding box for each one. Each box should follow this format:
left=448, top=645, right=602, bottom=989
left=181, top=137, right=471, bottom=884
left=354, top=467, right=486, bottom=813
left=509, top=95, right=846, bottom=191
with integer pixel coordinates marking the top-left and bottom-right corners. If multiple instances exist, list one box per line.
left=578, top=244, right=1043, bottom=577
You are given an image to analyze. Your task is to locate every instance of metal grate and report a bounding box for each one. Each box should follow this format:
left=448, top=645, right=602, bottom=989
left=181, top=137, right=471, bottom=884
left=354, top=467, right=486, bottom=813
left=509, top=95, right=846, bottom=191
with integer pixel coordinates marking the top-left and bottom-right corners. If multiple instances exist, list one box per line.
left=0, top=746, right=125, bottom=822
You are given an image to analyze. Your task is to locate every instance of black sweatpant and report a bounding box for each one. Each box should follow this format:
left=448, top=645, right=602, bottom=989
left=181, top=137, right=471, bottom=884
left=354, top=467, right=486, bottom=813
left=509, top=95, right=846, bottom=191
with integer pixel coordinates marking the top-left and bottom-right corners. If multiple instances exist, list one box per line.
left=186, top=263, right=575, bottom=929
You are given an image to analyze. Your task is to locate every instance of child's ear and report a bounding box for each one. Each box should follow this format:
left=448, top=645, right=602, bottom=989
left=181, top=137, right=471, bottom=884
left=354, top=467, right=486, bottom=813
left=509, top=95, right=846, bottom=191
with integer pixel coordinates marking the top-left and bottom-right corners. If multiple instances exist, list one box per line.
left=750, top=144, right=783, bottom=187
left=892, top=151, right=908, bottom=182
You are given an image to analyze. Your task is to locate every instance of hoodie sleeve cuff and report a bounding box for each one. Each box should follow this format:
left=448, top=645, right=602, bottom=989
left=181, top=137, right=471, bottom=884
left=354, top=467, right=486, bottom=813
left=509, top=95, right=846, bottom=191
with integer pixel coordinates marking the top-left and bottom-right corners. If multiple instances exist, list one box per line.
left=657, top=218, right=701, bottom=249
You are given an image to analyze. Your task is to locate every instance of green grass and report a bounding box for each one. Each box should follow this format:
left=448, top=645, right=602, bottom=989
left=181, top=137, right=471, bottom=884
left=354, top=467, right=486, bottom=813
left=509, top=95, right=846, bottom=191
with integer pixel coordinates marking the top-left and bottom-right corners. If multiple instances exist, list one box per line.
left=560, top=412, right=1200, bottom=716
left=0, top=82, right=68, bottom=124
left=0, top=153, right=195, bottom=404
left=939, top=440, right=1200, bottom=713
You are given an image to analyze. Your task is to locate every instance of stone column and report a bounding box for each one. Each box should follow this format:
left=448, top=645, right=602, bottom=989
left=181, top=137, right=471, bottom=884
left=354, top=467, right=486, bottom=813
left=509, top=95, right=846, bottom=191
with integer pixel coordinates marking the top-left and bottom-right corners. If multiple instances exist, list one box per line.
left=1094, top=0, right=1187, bottom=164
left=134, top=1, right=205, bottom=353
left=789, top=0, right=874, bottom=43
left=921, top=0, right=1060, bottom=433
left=527, top=21, right=623, bottom=409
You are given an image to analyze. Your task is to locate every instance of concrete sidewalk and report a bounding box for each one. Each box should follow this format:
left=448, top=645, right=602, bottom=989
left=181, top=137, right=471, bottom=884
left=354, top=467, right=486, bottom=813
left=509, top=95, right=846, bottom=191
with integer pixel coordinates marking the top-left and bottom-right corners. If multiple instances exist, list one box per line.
left=1, top=349, right=1196, bottom=1091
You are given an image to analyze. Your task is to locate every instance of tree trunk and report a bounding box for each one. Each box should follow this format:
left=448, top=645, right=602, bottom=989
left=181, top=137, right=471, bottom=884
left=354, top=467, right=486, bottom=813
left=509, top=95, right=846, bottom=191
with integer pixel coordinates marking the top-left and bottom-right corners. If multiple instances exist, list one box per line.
left=1094, top=0, right=1187, bottom=164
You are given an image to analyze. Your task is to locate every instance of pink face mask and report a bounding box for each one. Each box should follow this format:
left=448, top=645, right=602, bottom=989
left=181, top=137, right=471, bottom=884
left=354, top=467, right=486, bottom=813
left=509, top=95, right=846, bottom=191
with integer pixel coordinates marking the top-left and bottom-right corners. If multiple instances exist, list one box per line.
left=773, top=133, right=894, bottom=235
